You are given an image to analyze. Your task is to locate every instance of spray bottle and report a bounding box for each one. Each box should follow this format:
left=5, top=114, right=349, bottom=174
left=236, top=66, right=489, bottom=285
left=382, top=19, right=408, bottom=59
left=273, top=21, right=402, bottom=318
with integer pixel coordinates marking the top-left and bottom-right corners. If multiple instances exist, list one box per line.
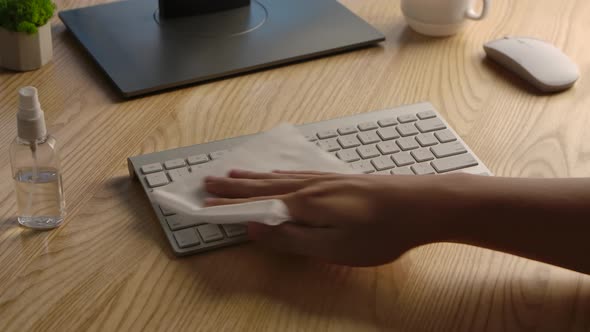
left=9, top=87, right=66, bottom=229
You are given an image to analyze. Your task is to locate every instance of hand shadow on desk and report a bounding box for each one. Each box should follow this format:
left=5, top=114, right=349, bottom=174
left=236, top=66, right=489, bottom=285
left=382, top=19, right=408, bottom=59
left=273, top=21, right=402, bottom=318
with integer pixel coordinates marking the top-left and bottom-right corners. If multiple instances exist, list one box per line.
left=180, top=243, right=590, bottom=331
left=159, top=229, right=424, bottom=332
left=187, top=246, right=412, bottom=330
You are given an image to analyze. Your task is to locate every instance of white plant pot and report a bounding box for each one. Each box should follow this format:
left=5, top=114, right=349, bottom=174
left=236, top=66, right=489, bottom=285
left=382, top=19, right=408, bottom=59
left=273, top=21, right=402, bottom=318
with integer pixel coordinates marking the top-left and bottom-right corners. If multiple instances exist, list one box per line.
left=0, top=22, right=53, bottom=71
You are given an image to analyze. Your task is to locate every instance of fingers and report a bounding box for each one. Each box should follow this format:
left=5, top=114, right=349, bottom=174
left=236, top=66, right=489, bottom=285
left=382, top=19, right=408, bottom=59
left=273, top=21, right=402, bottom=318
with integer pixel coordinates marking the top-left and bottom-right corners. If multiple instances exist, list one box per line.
left=204, top=176, right=306, bottom=198
left=228, top=169, right=296, bottom=180
left=272, top=170, right=334, bottom=177
left=229, top=169, right=326, bottom=180
left=206, top=169, right=346, bottom=199
left=204, top=195, right=283, bottom=207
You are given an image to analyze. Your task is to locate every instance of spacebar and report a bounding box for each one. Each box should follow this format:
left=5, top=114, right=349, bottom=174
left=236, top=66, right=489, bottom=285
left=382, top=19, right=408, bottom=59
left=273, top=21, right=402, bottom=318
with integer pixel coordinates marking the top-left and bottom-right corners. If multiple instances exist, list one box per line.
left=432, top=154, right=478, bottom=173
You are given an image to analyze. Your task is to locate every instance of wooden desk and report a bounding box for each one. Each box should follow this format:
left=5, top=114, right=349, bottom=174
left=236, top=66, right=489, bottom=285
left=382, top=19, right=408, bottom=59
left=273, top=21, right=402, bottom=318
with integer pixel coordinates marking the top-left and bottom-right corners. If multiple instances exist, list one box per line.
left=1, top=0, right=589, bottom=330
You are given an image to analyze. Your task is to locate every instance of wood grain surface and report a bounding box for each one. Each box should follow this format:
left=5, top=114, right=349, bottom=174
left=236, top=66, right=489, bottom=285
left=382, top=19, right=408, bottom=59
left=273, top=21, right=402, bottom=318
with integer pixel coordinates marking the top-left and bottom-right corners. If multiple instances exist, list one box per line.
left=1, top=0, right=589, bottom=331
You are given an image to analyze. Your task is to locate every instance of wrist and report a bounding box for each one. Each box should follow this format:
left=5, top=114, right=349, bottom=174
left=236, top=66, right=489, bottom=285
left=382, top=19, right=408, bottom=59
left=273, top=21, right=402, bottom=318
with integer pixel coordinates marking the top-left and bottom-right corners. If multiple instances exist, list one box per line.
left=370, top=173, right=487, bottom=261
left=404, top=173, right=488, bottom=246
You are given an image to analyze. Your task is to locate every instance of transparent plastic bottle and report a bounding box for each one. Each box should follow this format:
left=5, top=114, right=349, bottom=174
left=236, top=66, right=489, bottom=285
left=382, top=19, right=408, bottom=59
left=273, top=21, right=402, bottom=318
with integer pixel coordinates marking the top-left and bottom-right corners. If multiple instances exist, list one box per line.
left=9, top=87, right=66, bottom=230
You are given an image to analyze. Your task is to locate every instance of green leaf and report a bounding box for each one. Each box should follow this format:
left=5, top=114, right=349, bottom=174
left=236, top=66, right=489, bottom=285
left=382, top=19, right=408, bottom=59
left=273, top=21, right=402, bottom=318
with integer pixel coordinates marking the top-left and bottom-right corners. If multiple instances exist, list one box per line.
left=16, top=21, right=36, bottom=34
left=0, top=0, right=56, bottom=34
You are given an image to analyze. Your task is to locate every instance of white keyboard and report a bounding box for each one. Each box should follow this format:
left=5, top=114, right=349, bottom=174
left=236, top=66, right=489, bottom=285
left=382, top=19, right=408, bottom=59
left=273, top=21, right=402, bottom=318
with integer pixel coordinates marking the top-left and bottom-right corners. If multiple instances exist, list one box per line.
left=128, top=102, right=492, bottom=256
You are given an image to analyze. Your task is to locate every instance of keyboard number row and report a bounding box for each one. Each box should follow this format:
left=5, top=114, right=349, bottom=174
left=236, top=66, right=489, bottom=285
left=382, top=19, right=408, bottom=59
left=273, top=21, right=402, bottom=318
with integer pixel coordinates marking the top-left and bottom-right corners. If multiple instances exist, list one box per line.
left=140, top=150, right=231, bottom=175
left=145, top=167, right=192, bottom=188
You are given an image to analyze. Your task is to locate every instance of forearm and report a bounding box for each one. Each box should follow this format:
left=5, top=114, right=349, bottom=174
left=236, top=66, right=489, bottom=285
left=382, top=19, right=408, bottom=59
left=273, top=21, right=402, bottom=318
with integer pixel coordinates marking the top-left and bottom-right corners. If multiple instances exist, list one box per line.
left=445, top=174, right=590, bottom=274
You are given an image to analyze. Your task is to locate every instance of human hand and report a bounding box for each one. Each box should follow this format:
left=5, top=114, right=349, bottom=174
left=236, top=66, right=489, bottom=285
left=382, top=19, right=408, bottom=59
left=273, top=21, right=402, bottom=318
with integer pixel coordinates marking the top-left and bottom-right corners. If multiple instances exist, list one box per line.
left=204, top=170, right=461, bottom=266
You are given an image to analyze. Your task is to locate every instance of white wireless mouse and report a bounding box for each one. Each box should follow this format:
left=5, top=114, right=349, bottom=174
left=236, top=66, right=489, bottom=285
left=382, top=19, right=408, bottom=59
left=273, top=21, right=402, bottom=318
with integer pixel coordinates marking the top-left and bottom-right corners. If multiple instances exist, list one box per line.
left=484, top=36, right=579, bottom=93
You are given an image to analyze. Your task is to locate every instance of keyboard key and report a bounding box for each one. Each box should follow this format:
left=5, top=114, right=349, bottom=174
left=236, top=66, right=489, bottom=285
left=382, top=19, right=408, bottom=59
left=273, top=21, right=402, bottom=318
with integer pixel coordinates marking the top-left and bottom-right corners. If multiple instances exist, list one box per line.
left=166, top=215, right=194, bottom=231
left=350, top=160, right=375, bottom=173
left=432, top=154, right=479, bottom=173
left=190, top=163, right=210, bottom=172
left=338, top=126, right=358, bottom=135
left=416, top=118, right=446, bottom=133
left=358, top=121, right=379, bottom=131
left=411, top=149, right=435, bottom=162
left=187, top=154, right=209, bottom=165
left=317, top=129, right=338, bottom=139
left=377, top=141, right=400, bottom=155
left=371, top=156, right=396, bottom=171
left=159, top=205, right=175, bottom=216
left=210, top=150, right=230, bottom=160
left=305, top=135, right=318, bottom=142
left=164, top=158, right=186, bottom=170
left=411, top=163, right=436, bottom=175
left=338, top=135, right=361, bottom=149
left=431, top=142, right=467, bottom=158
left=168, top=167, right=191, bottom=182
left=391, top=167, right=414, bottom=175
left=378, top=118, right=398, bottom=127
left=197, top=224, right=224, bottom=243
left=396, top=123, right=420, bottom=137
left=222, top=224, right=247, bottom=237
left=146, top=172, right=169, bottom=188
left=357, top=145, right=380, bottom=159
left=397, top=137, right=420, bottom=151
left=141, top=163, right=163, bottom=174
left=392, top=152, right=415, bottom=166
left=398, top=114, right=417, bottom=123
left=417, top=110, right=437, bottom=119
left=173, top=228, right=201, bottom=248
left=336, top=149, right=361, bottom=162
left=317, top=138, right=341, bottom=152
left=357, top=131, right=381, bottom=145
left=435, top=129, right=457, bottom=143
left=377, top=127, right=400, bottom=141
left=416, top=133, right=439, bottom=147
left=376, top=170, right=392, bottom=175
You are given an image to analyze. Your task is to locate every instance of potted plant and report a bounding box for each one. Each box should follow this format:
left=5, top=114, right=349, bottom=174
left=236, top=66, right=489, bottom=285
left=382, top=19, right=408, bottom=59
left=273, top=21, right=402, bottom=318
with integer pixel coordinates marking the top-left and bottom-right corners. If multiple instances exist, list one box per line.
left=0, top=0, right=56, bottom=71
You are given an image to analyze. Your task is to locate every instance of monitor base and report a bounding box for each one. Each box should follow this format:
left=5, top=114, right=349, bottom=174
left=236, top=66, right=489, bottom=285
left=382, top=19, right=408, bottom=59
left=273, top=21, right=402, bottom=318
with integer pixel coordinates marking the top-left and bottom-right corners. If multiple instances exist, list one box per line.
left=154, top=2, right=266, bottom=38
left=59, top=0, right=385, bottom=98
left=159, top=0, right=250, bottom=18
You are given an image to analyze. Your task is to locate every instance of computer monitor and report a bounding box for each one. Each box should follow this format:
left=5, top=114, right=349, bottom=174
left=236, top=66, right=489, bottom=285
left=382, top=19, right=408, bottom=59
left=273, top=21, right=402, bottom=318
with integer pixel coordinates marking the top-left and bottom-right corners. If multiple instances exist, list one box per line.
left=59, top=0, right=385, bottom=98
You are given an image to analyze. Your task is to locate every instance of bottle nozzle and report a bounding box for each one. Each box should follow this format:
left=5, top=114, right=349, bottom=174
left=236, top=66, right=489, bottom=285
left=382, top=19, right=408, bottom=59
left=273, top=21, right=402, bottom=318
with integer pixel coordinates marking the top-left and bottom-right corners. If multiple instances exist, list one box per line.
left=19, top=87, right=41, bottom=115
left=17, top=86, right=47, bottom=141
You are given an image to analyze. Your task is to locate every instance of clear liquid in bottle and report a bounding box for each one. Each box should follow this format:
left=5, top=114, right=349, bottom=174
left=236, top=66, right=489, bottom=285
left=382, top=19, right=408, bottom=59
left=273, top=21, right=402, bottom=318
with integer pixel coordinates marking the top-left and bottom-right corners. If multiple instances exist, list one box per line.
left=14, top=167, right=65, bottom=229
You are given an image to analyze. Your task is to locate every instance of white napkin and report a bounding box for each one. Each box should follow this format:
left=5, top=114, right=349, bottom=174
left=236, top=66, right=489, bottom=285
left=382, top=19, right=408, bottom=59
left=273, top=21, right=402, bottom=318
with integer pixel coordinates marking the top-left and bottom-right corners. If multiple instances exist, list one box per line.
left=152, top=123, right=357, bottom=225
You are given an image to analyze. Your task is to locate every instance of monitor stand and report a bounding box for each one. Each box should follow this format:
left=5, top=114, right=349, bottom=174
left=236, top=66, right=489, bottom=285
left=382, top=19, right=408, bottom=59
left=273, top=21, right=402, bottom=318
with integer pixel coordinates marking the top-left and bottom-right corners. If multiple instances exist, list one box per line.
left=59, top=0, right=385, bottom=98
left=158, top=0, right=251, bottom=18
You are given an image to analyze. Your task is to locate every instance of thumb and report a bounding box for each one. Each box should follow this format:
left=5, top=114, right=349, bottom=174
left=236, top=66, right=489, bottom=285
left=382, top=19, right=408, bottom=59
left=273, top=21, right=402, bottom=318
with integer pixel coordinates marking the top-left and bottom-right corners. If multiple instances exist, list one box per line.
left=280, top=191, right=333, bottom=227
